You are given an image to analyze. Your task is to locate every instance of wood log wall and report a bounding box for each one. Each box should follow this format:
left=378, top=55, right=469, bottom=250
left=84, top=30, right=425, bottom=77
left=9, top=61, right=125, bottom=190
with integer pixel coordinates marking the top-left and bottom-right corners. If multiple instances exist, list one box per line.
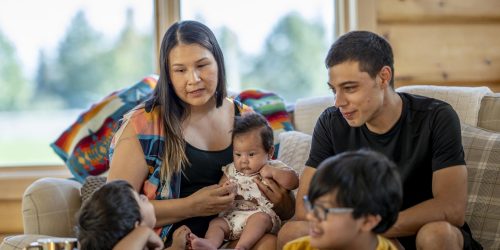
left=375, top=0, right=500, bottom=91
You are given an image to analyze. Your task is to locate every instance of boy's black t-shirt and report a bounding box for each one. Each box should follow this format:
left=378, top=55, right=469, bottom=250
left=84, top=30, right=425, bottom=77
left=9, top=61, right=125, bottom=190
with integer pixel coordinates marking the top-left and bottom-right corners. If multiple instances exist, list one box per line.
left=306, top=92, right=466, bottom=210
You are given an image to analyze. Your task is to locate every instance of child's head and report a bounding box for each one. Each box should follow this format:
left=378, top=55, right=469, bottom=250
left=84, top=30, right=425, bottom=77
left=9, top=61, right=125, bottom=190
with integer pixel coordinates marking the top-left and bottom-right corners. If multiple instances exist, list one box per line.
left=76, top=180, right=156, bottom=250
left=232, top=113, right=274, bottom=175
left=306, top=150, right=402, bottom=249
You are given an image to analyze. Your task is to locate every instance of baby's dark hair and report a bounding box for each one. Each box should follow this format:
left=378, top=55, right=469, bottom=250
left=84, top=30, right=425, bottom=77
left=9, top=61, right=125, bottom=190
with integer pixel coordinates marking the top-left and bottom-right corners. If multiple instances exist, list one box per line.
left=308, top=149, right=402, bottom=233
left=232, top=113, right=274, bottom=153
left=76, top=180, right=141, bottom=250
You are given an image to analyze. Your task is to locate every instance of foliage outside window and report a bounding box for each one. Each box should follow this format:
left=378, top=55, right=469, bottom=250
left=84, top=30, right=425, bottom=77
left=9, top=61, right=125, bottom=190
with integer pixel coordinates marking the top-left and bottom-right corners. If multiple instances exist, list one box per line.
left=0, top=0, right=153, bottom=165
left=181, top=0, right=335, bottom=102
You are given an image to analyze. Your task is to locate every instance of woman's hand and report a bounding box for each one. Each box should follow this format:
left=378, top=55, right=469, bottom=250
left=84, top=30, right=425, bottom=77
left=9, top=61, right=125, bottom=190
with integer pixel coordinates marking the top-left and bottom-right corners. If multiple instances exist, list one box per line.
left=254, top=177, right=295, bottom=220
left=188, top=183, right=237, bottom=217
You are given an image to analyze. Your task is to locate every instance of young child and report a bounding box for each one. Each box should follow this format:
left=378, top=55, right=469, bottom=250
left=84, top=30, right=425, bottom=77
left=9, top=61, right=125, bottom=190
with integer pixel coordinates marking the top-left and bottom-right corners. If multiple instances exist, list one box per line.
left=76, top=180, right=191, bottom=250
left=284, top=150, right=402, bottom=250
left=190, top=112, right=299, bottom=250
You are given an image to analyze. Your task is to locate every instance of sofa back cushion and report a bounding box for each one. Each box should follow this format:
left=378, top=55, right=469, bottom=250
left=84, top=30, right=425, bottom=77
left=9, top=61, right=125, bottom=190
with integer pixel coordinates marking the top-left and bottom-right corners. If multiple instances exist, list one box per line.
left=478, top=93, right=500, bottom=132
left=461, top=123, right=500, bottom=249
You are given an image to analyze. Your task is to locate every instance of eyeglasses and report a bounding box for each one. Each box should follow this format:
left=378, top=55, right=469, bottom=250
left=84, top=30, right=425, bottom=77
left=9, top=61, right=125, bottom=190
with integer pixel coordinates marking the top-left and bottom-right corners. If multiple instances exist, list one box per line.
left=303, top=196, right=354, bottom=221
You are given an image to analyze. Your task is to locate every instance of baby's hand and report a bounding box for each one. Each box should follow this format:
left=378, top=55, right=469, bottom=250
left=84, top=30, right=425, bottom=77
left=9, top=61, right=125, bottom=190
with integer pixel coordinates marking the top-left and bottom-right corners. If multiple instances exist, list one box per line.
left=223, top=179, right=238, bottom=195
left=259, top=164, right=274, bottom=179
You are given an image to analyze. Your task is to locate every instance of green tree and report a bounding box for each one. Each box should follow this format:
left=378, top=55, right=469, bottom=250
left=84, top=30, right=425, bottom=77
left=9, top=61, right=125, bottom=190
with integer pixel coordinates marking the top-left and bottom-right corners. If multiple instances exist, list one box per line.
left=0, top=29, right=30, bottom=110
left=102, top=8, right=154, bottom=94
left=49, top=10, right=108, bottom=108
left=242, top=12, right=328, bottom=101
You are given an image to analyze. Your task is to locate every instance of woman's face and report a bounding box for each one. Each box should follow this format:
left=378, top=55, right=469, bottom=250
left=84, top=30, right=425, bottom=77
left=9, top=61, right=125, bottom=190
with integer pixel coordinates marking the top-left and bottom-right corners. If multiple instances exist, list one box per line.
left=168, top=43, right=219, bottom=108
left=131, top=189, right=156, bottom=228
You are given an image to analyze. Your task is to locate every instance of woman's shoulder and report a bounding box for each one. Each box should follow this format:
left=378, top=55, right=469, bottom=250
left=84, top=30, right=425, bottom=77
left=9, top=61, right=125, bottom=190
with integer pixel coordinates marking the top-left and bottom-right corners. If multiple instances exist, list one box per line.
left=124, top=104, right=163, bottom=136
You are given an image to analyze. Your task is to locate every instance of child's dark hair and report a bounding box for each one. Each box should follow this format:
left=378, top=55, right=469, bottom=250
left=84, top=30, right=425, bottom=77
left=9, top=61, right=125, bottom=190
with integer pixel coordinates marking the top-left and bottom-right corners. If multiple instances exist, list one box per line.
left=232, top=113, right=274, bottom=152
left=325, top=31, right=395, bottom=88
left=308, top=149, right=402, bottom=233
left=76, top=180, right=141, bottom=250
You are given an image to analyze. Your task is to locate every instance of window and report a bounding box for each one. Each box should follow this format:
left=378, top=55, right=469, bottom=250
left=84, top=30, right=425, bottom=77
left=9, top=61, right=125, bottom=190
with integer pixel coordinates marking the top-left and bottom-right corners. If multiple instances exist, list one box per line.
left=0, top=0, right=154, bottom=166
left=180, top=0, right=335, bottom=102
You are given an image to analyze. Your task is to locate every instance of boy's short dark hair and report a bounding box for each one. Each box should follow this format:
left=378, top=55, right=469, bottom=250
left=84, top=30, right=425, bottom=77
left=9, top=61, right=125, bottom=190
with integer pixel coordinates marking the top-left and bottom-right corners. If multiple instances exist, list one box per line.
left=325, top=31, right=395, bottom=88
left=232, top=113, right=274, bottom=153
left=76, top=180, right=141, bottom=250
left=308, top=149, right=402, bottom=233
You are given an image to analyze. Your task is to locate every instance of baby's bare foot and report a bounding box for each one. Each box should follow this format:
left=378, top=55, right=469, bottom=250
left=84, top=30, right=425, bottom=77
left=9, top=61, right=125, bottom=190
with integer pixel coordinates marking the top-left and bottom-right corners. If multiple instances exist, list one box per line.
left=188, top=233, right=217, bottom=250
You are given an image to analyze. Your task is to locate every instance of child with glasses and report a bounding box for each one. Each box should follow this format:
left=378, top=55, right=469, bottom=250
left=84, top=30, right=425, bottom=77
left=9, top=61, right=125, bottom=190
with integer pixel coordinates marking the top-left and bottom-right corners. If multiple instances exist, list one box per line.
left=284, top=150, right=402, bottom=250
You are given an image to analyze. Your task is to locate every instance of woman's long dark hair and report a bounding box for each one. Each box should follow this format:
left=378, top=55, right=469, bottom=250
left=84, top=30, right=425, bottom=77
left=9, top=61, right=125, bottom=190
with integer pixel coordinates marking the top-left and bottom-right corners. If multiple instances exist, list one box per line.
left=151, top=20, right=227, bottom=183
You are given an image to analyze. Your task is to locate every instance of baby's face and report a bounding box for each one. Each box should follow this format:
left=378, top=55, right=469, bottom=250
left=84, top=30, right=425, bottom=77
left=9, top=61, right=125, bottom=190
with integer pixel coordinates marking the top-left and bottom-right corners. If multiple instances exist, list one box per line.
left=131, top=189, right=156, bottom=228
left=233, top=130, right=271, bottom=175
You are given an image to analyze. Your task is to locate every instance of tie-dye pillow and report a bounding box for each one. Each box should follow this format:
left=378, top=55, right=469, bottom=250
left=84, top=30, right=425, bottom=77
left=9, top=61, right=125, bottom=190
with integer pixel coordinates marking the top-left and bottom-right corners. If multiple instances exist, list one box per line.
left=235, top=89, right=294, bottom=158
left=50, top=76, right=157, bottom=182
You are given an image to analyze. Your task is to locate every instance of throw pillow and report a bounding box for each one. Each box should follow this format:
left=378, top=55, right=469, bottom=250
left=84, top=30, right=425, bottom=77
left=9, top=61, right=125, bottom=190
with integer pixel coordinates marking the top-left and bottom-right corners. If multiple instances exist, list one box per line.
left=461, top=123, right=500, bottom=249
left=277, top=131, right=312, bottom=194
left=50, top=76, right=157, bottom=182
left=235, top=89, right=294, bottom=158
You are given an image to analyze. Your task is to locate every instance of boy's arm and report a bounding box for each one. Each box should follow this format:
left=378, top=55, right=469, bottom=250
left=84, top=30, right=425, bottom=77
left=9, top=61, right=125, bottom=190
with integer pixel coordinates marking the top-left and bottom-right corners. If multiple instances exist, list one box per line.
left=113, top=225, right=163, bottom=250
left=260, top=161, right=299, bottom=190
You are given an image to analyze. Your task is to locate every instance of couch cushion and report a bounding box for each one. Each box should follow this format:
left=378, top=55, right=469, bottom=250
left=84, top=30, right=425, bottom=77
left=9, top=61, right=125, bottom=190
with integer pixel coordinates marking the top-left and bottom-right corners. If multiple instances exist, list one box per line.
left=478, top=93, right=500, bottom=132
left=22, top=178, right=82, bottom=237
left=397, top=85, right=492, bottom=127
left=277, top=131, right=312, bottom=193
left=294, top=96, right=333, bottom=135
left=461, top=124, right=500, bottom=249
left=50, top=76, right=157, bottom=182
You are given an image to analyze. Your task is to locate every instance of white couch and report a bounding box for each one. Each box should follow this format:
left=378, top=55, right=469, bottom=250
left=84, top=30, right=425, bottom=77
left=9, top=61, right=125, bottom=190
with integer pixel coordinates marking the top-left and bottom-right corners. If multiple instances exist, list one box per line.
left=2, top=86, right=500, bottom=250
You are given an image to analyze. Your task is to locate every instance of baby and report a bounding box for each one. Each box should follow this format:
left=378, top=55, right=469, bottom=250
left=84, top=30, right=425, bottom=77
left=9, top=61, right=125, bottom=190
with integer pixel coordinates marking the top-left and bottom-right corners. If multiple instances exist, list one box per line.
left=191, top=112, right=299, bottom=250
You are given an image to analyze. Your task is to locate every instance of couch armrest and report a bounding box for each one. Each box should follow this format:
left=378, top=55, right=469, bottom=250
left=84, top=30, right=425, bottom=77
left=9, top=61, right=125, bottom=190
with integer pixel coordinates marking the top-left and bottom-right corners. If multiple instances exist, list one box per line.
left=22, top=178, right=82, bottom=237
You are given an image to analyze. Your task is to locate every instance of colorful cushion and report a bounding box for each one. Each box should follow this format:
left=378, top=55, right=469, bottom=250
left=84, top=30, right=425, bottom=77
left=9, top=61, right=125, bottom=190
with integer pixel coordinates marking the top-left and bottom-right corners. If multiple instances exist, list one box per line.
left=461, top=123, right=500, bottom=249
left=50, top=76, right=157, bottom=182
left=235, top=89, right=294, bottom=158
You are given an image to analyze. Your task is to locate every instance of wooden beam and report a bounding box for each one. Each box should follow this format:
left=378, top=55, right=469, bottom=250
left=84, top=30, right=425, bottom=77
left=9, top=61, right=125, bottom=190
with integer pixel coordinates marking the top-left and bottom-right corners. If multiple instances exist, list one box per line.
left=378, top=23, right=500, bottom=89
left=378, top=0, right=500, bottom=23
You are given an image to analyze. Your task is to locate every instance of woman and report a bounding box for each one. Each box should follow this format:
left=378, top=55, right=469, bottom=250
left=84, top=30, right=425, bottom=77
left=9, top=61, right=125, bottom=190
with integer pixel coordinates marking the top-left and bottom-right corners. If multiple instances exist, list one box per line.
left=107, top=20, right=293, bottom=249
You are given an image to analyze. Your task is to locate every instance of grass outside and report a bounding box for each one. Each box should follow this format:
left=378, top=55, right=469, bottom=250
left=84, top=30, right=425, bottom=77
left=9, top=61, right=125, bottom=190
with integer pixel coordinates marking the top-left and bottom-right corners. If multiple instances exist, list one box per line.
left=0, top=138, right=62, bottom=166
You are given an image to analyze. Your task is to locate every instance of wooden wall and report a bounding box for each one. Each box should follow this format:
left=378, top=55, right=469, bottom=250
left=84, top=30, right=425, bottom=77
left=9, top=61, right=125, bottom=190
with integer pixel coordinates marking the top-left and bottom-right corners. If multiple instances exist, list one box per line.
left=374, top=0, right=500, bottom=92
left=0, top=165, right=71, bottom=239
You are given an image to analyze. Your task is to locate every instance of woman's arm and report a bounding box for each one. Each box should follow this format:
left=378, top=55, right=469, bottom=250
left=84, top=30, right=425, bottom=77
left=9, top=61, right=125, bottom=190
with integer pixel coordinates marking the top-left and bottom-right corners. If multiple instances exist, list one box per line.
left=254, top=177, right=295, bottom=220
left=108, top=123, right=237, bottom=226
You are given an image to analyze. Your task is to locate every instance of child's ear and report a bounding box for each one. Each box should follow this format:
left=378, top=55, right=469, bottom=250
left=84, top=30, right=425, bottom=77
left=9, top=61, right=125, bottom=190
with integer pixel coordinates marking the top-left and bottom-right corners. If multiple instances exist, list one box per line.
left=268, top=146, right=275, bottom=159
left=360, top=214, right=382, bottom=232
left=134, top=221, right=140, bottom=228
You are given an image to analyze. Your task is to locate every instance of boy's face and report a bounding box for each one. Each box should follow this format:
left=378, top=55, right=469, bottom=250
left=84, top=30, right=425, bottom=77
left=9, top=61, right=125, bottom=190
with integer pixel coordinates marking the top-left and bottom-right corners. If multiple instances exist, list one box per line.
left=306, top=192, right=364, bottom=250
left=327, top=61, right=388, bottom=128
left=132, top=189, right=156, bottom=228
left=233, top=129, right=271, bottom=175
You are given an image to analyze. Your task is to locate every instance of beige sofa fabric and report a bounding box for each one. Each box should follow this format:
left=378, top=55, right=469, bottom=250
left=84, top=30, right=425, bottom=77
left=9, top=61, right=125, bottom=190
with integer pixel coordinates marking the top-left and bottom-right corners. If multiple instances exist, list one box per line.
left=396, top=85, right=492, bottom=127
left=461, top=124, right=500, bottom=250
left=478, top=93, right=500, bottom=132
left=22, top=178, right=82, bottom=237
left=294, top=95, right=333, bottom=135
